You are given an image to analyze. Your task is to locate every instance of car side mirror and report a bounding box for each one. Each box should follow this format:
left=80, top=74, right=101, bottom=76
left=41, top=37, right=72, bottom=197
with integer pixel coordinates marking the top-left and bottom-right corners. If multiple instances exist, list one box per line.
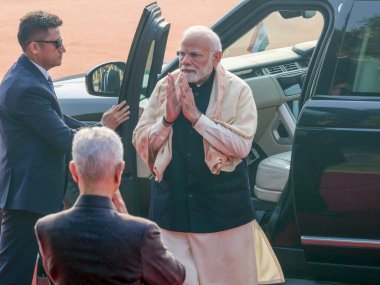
left=85, top=61, right=126, bottom=96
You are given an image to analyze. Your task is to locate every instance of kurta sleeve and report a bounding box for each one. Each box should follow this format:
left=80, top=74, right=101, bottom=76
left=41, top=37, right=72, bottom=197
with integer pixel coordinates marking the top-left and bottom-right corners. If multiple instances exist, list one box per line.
left=193, top=114, right=253, bottom=158
left=201, top=66, right=258, bottom=174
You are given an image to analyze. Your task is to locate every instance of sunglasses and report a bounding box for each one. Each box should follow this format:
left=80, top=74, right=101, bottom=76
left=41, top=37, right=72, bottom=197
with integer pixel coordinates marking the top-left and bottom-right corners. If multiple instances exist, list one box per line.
left=32, top=38, right=63, bottom=49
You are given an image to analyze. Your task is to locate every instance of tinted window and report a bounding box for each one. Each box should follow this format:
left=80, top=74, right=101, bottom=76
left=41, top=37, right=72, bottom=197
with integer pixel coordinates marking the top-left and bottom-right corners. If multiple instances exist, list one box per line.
left=330, top=1, right=380, bottom=96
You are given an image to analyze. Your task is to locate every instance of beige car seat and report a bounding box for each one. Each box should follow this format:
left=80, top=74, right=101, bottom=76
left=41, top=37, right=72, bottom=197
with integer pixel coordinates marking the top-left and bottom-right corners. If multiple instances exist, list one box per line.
left=254, top=151, right=291, bottom=203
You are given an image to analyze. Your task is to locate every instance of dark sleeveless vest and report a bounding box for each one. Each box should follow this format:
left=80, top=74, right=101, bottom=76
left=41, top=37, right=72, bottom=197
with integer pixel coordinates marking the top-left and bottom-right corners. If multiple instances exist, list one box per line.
left=150, top=72, right=255, bottom=233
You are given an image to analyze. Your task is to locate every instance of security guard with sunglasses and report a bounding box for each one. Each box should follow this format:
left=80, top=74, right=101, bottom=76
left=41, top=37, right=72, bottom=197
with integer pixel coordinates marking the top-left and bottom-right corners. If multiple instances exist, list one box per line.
left=0, top=10, right=129, bottom=284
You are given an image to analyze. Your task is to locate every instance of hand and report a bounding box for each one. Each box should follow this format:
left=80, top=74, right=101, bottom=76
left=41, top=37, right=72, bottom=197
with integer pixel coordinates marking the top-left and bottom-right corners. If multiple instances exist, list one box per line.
left=101, top=100, right=130, bottom=130
left=165, top=73, right=181, bottom=123
left=112, top=189, right=128, bottom=213
left=179, top=74, right=201, bottom=125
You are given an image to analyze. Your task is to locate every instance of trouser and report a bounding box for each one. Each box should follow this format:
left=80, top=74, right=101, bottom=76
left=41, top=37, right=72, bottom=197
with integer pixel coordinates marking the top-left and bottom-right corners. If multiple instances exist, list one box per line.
left=160, top=221, right=259, bottom=285
left=0, top=209, right=42, bottom=285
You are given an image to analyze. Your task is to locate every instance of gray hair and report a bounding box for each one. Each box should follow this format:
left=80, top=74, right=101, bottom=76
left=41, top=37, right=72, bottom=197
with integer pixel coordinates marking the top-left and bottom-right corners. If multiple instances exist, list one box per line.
left=72, top=127, right=124, bottom=182
left=182, top=25, right=222, bottom=51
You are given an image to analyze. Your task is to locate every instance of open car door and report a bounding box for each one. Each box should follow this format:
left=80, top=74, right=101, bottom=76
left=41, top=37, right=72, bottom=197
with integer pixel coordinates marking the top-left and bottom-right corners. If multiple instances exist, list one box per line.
left=118, top=2, right=169, bottom=216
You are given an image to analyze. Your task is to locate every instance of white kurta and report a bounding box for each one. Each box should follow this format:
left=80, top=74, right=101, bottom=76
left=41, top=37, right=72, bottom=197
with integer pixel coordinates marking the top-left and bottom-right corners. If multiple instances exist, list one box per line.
left=161, top=221, right=284, bottom=285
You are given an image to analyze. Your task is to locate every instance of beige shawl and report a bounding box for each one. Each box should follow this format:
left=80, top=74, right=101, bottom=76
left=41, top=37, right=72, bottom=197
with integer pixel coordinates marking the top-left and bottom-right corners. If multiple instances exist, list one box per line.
left=133, top=63, right=257, bottom=182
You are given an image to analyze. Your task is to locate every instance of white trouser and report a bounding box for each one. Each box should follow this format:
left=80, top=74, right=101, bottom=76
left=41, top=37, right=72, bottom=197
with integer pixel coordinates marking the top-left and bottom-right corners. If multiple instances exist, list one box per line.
left=160, top=221, right=259, bottom=285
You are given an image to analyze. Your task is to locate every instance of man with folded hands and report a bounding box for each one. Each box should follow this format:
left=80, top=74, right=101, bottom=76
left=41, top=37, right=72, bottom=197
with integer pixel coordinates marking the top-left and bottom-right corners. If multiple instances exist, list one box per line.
left=133, top=26, right=281, bottom=285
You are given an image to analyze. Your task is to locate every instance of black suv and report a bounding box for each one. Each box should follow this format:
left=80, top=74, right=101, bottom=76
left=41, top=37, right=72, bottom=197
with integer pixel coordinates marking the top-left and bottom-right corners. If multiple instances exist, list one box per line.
left=58, top=0, right=380, bottom=283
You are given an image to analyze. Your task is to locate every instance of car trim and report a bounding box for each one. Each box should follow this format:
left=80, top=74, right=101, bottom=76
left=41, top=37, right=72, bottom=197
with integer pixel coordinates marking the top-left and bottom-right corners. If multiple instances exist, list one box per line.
left=301, top=236, right=380, bottom=249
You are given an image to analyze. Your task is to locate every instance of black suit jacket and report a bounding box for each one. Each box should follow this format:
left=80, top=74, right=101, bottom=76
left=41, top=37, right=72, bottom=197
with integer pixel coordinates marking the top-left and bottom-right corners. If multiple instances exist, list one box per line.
left=101, top=68, right=120, bottom=93
left=35, top=195, right=185, bottom=285
left=0, top=54, right=81, bottom=215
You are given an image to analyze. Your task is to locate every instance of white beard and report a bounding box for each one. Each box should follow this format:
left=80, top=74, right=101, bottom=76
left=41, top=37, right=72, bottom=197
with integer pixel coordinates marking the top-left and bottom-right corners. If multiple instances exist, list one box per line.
left=180, top=57, right=214, bottom=84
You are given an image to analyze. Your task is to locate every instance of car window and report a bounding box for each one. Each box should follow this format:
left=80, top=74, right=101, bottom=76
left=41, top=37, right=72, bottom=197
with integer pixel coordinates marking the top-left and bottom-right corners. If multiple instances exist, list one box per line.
left=223, top=10, right=323, bottom=119
left=141, top=41, right=155, bottom=100
left=223, top=11, right=323, bottom=58
left=330, top=1, right=380, bottom=96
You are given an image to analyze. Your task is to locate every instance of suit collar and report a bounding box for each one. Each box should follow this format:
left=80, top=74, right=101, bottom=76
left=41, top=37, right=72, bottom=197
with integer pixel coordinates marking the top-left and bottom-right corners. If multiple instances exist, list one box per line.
left=18, top=54, right=60, bottom=106
left=24, top=54, right=50, bottom=80
left=18, top=54, right=47, bottom=82
left=74, top=194, right=114, bottom=209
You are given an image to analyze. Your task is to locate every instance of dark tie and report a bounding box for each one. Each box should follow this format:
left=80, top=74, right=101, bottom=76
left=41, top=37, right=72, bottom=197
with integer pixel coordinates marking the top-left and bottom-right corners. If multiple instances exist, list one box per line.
left=47, top=76, right=55, bottom=93
left=104, top=71, right=109, bottom=91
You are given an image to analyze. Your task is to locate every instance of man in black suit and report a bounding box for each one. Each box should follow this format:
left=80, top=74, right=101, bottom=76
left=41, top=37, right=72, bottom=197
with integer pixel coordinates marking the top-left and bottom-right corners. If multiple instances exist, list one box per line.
left=35, top=127, right=185, bottom=285
left=0, top=11, right=130, bottom=284
left=101, top=64, right=121, bottom=93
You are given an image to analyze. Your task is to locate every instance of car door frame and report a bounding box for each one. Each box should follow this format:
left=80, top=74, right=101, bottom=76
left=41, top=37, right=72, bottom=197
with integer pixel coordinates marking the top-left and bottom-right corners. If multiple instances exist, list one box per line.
left=118, top=2, right=170, bottom=216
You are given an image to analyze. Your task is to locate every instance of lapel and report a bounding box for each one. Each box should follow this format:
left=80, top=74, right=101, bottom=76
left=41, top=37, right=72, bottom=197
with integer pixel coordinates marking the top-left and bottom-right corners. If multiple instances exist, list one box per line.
left=18, top=54, right=62, bottom=117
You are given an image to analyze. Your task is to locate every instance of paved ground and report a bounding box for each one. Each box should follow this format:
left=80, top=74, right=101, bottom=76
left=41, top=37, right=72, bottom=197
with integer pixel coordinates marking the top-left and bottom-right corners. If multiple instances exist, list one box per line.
left=0, top=0, right=240, bottom=80
left=285, top=279, right=352, bottom=285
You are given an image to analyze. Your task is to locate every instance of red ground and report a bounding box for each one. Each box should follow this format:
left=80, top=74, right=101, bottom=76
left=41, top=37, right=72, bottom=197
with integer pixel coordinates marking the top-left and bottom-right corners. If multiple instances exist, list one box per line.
left=0, top=0, right=240, bottom=80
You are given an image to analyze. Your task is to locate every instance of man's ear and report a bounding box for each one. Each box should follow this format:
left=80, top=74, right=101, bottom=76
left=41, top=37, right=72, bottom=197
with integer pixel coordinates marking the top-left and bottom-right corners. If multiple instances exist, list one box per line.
left=212, top=50, right=223, bottom=67
left=27, top=42, right=40, bottom=55
left=114, top=162, right=125, bottom=186
left=69, top=161, right=79, bottom=183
